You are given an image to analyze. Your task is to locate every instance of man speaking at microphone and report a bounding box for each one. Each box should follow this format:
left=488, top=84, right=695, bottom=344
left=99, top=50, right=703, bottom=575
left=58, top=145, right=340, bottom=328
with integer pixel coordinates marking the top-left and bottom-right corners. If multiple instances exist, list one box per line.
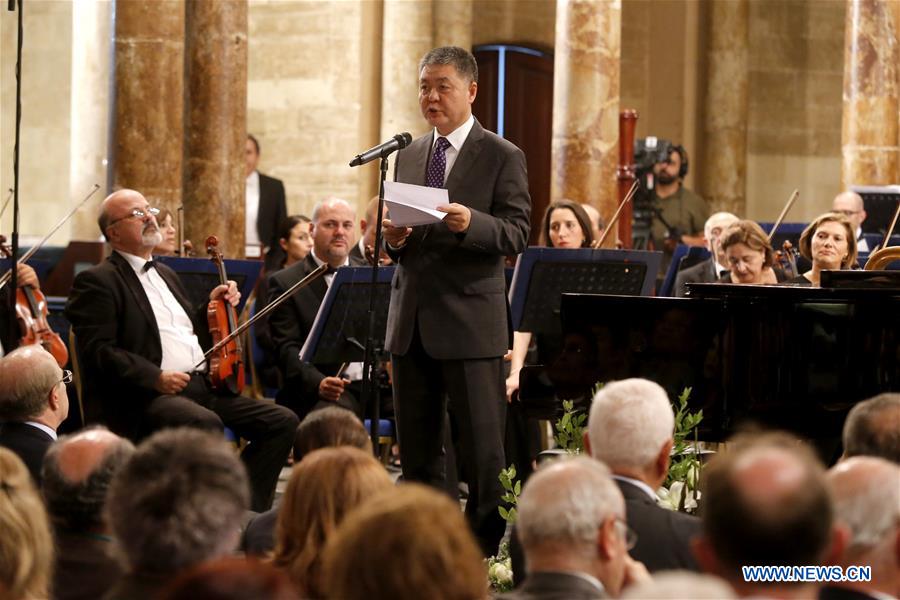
left=382, top=46, right=531, bottom=556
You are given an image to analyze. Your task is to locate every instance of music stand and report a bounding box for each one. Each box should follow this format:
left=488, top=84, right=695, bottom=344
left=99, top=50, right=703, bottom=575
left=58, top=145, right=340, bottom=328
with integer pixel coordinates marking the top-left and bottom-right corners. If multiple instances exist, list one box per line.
left=155, top=256, right=262, bottom=314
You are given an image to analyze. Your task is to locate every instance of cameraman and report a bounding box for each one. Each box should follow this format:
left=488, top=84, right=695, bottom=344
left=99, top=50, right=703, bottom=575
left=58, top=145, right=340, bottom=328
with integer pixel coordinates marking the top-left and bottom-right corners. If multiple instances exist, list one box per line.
left=649, top=144, right=708, bottom=254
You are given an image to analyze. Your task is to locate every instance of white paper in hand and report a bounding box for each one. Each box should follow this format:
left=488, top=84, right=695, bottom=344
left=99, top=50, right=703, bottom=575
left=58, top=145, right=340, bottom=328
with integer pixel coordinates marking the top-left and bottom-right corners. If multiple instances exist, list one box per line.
left=384, top=181, right=448, bottom=227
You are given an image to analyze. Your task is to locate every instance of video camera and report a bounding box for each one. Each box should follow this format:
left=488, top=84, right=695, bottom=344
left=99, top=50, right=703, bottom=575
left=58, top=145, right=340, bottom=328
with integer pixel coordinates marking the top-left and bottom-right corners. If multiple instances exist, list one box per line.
left=632, top=136, right=674, bottom=249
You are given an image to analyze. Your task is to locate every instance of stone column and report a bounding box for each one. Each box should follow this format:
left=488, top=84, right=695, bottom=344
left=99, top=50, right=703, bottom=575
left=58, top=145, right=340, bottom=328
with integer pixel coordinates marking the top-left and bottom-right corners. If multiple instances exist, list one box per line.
left=183, top=0, right=248, bottom=257
left=550, top=0, right=621, bottom=234
left=433, top=0, right=472, bottom=50
left=699, top=0, right=749, bottom=216
left=113, top=0, right=184, bottom=209
left=381, top=0, right=433, bottom=142
left=841, top=0, right=899, bottom=188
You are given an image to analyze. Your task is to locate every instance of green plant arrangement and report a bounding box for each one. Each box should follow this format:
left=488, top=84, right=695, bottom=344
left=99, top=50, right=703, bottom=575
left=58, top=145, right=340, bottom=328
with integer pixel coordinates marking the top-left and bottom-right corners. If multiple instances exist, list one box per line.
left=657, top=387, right=703, bottom=513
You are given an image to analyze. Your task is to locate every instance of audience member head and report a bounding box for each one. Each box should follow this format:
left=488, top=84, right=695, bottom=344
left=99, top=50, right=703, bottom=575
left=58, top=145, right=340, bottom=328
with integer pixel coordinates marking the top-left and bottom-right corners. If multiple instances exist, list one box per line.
left=322, top=483, right=487, bottom=600
left=720, top=220, right=775, bottom=285
left=703, top=212, right=740, bottom=265
left=292, top=406, right=372, bottom=461
left=277, top=214, right=313, bottom=268
left=832, top=191, right=866, bottom=233
left=0, top=447, right=54, bottom=599
left=106, top=428, right=249, bottom=576
left=827, top=457, right=899, bottom=596
left=418, top=46, right=478, bottom=136
left=160, top=557, right=296, bottom=600
left=798, top=211, right=858, bottom=271
left=581, top=203, right=605, bottom=242
left=153, top=207, right=178, bottom=256
left=310, top=197, right=355, bottom=268
left=0, top=346, right=68, bottom=430
left=540, top=199, right=594, bottom=248
left=245, top=134, right=260, bottom=178
left=41, top=426, right=134, bottom=533
left=842, top=393, right=900, bottom=463
left=587, top=378, right=674, bottom=489
left=98, top=188, right=162, bottom=259
left=272, top=446, right=392, bottom=597
left=694, top=432, right=835, bottom=595
left=621, top=571, right=736, bottom=599
left=517, top=456, right=631, bottom=596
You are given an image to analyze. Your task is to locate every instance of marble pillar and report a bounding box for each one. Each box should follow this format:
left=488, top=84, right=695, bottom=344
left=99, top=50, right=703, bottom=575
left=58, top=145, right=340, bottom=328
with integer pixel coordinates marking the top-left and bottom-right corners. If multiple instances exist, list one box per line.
left=841, top=0, right=899, bottom=188
left=113, top=0, right=184, bottom=209
left=183, top=0, right=248, bottom=258
left=434, top=0, right=473, bottom=50
left=381, top=0, right=434, bottom=142
left=699, top=0, right=749, bottom=217
left=550, top=0, right=621, bottom=236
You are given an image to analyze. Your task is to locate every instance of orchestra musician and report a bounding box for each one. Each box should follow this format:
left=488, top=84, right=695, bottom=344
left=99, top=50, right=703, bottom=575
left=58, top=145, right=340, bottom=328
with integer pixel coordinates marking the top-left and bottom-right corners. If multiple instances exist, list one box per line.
left=0, top=263, right=41, bottom=356
left=151, top=207, right=178, bottom=256
left=381, top=46, right=531, bottom=556
left=784, top=212, right=858, bottom=287
left=65, top=189, right=298, bottom=512
left=718, top=220, right=786, bottom=285
left=673, top=212, right=739, bottom=297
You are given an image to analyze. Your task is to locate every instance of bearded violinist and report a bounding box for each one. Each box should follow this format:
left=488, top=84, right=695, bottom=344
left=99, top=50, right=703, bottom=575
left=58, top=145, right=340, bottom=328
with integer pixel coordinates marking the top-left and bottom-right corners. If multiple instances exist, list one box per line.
left=0, top=262, right=40, bottom=355
left=65, top=189, right=297, bottom=511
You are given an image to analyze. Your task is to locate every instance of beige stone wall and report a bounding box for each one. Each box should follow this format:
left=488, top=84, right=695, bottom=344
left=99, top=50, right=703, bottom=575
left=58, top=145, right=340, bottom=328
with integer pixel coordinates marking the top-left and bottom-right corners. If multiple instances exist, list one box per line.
left=472, top=0, right=555, bottom=48
left=0, top=1, right=74, bottom=244
left=745, top=0, right=844, bottom=221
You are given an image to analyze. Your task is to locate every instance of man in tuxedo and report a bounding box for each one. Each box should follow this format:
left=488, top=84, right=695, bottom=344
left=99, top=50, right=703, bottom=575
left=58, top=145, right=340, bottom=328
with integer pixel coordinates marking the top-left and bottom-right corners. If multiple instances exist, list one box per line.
left=503, top=457, right=648, bottom=600
left=65, top=189, right=297, bottom=511
left=0, top=346, right=69, bottom=484
left=42, top=426, right=133, bottom=600
left=382, top=46, right=531, bottom=555
left=673, top=211, right=739, bottom=297
left=833, top=191, right=868, bottom=253
left=245, top=134, right=288, bottom=270
left=822, top=456, right=899, bottom=600
left=586, top=378, right=703, bottom=572
left=267, top=197, right=365, bottom=421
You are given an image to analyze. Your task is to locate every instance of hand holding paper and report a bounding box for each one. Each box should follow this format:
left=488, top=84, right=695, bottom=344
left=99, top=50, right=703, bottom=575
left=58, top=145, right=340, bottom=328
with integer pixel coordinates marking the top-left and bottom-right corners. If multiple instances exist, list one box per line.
left=384, top=181, right=449, bottom=227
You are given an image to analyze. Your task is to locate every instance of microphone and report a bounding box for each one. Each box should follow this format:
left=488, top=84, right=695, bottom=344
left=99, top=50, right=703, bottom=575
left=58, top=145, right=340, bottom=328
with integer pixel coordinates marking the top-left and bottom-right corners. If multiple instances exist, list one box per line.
left=349, top=132, right=412, bottom=167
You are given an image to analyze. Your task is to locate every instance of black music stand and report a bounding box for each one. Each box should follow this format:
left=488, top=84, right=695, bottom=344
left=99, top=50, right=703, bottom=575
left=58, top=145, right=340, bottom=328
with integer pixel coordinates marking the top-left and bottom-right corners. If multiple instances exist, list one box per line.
left=509, top=247, right=661, bottom=419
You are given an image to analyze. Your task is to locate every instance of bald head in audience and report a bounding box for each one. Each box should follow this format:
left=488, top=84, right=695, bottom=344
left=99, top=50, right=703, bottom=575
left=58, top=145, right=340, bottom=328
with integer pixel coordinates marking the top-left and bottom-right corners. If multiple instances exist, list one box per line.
left=843, top=393, right=900, bottom=463
left=832, top=191, right=866, bottom=235
left=694, top=432, right=839, bottom=598
left=825, top=457, right=899, bottom=599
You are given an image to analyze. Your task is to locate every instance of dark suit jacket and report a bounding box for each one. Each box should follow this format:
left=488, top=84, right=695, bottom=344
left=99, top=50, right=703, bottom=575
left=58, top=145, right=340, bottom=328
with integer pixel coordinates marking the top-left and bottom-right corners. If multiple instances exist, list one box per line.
left=266, top=254, right=364, bottom=398
left=240, top=507, right=278, bottom=556
left=386, top=119, right=531, bottom=359
left=53, top=530, right=123, bottom=600
left=0, top=421, right=54, bottom=484
left=615, top=478, right=702, bottom=572
left=673, top=258, right=718, bottom=297
left=64, top=252, right=212, bottom=436
left=499, top=571, right=607, bottom=600
left=0, top=286, right=17, bottom=353
left=257, top=172, right=288, bottom=271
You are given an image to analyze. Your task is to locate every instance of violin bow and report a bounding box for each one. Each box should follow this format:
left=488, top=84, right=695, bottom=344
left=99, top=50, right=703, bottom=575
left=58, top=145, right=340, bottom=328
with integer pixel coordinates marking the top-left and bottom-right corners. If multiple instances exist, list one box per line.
left=767, top=188, right=799, bottom=243
left=593, top=179, right=639, bottom=249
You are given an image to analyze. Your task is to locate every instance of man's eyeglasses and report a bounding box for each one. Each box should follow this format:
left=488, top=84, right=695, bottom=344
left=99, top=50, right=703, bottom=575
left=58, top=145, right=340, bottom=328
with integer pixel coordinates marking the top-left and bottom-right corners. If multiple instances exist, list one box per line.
left=60, top=369, right=73, bottom=385
left=108, top=207, right=160, bottom=227
left=614, top=517, right=638, bottom=551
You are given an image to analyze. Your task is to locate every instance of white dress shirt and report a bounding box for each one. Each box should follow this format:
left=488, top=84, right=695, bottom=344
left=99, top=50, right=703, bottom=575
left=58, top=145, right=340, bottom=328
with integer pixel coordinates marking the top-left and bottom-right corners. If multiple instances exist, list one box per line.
left=24, top=421, right=58, bottom=440
left=245, top=170, right=262, bottom=256
left=430, top=114, right=476, bottom=182
left=117, top=250, right=206, bottom=373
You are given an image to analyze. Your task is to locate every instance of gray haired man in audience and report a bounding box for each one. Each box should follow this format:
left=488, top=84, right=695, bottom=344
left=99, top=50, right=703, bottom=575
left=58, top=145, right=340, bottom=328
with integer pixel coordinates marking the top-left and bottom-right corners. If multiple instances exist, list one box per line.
left=502, top=457, right=649, bottom=600
left=821, top=456, right=899, bottom=600
left=104, top=428, right=249, bottom=600
left=842, top=393, right=900, bottom=463
left=585, top=378, right=702, bottom=572
left=42, top=426, right=134, bottom=600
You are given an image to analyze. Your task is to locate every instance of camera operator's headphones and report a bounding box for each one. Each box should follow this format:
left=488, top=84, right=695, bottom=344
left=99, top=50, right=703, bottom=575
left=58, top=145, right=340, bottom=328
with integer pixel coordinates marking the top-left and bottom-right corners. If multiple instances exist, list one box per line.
left=671, top=144, right=689, bottom=179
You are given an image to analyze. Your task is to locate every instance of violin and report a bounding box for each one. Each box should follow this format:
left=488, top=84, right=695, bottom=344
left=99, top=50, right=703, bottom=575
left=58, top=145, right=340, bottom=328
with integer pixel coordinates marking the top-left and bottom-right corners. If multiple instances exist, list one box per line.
left=768, top=189, right=800, bottom=279
left=0, top=235, right=68, bottom=367
left=205, top=236, right=245, bottom=394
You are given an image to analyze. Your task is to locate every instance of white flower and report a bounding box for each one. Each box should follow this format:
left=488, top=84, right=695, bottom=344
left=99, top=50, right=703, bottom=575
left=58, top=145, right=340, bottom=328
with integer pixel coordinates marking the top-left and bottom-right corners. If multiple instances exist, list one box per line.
left=488, top=560, right=513, bottom=585
left=657, top=481, right=699, bottom=512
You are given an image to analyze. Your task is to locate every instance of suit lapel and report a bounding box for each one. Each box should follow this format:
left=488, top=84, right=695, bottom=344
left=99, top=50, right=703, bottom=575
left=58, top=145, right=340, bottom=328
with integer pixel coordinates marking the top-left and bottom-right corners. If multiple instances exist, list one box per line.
left=407, top=133, right=431, bottom=187
left=445, top=119, right=485, bottom=196
left=109, top=253, right=158, bottom=332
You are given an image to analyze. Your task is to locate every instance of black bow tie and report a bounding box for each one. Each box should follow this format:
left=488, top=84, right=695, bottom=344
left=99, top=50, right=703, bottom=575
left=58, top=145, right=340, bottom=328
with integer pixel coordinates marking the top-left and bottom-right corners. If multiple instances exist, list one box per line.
left=719, top=269, right=730, bottom=278
left=325, top=265, right=338, bottom=275
left=143, top=261, right=156, bottom=272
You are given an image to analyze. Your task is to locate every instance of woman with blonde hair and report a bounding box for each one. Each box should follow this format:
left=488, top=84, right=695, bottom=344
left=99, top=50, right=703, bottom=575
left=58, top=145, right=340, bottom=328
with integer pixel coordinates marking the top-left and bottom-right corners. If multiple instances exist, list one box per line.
left=271, top=445, right=393, bottom=598
left=784, top=212, right=858, bottom=286
left=0, top=448, right=54, bottom=600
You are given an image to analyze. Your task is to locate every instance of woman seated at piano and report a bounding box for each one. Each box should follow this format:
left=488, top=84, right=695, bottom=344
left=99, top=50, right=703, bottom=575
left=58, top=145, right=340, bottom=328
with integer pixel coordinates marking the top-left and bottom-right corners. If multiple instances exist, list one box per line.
left=719, top=220, right=787, bottom=285
left=783, top=212, right=858, bottom=287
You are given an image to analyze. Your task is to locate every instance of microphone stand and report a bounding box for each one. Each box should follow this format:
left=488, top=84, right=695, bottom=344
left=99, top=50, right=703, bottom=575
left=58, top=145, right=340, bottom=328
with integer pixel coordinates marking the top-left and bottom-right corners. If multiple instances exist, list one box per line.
left=359, top=155, right=390, bottom=452
left=6, top=0, right=24, bottom=341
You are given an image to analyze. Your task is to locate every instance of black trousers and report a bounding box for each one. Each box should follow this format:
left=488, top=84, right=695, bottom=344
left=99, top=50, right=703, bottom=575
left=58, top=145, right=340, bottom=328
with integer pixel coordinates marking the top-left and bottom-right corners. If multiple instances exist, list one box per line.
left=141, top=373, right=298, bottom=512
left=391, top=327, right=507, bottom=557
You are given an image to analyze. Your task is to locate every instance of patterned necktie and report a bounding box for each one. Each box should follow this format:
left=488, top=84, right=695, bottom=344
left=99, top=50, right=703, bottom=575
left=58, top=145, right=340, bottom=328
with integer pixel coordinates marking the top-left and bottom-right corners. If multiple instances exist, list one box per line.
left=425, top=137, right=451, bottom=188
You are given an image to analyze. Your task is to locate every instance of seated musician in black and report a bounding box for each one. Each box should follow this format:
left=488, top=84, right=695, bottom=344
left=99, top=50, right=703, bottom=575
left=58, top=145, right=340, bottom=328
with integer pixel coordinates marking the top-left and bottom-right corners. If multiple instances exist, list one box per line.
left=0, top=263, right=40, bottom=355
left=267, top=198, right=366, bottom=422
left=65, top=189, right=298, bottom=512
left=718, top=220, right=787, bottom=285
left=783, top=212, right=858, bottom=287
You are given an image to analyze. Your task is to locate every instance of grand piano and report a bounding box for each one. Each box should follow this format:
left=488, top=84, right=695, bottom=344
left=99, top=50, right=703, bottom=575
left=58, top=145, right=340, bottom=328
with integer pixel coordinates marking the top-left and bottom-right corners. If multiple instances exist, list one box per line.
left=519, top=277, right=900, bottom=442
